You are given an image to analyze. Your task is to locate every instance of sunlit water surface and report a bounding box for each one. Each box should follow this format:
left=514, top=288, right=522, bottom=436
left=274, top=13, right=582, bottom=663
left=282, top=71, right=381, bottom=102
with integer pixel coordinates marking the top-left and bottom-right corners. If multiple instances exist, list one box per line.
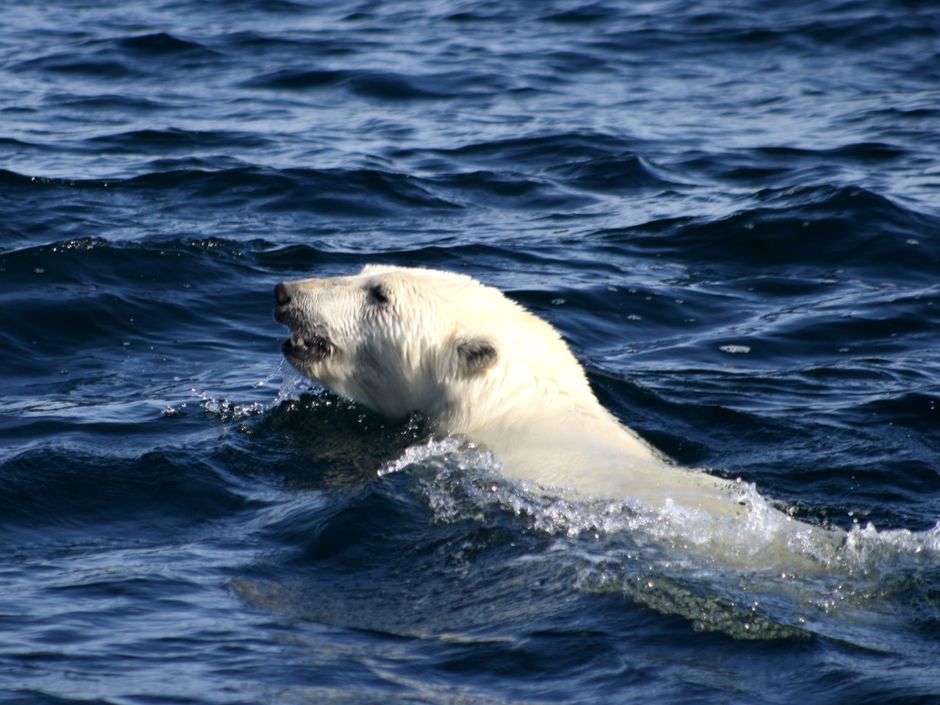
left=2, top=1, right=940, bottom=703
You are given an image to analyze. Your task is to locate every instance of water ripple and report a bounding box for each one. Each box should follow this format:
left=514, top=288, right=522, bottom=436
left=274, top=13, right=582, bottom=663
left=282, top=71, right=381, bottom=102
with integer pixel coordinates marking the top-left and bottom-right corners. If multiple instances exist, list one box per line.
left=2, top=0, right=940, bottom=702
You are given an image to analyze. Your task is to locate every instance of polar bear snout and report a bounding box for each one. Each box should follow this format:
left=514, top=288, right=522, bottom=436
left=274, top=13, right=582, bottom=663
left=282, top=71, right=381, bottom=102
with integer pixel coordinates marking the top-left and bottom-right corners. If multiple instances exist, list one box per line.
left=272, top=282, right=298, bottom=328
left=272, top=280, right=307, bottom=328
left=274, top=281, right=292, bottom=306
left=273, top=279, right=334, bottom=366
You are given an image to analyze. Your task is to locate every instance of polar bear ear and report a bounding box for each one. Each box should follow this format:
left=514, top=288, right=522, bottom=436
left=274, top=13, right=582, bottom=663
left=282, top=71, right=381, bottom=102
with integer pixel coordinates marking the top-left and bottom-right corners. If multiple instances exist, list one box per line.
left=456, top=336, right=498, bottom=377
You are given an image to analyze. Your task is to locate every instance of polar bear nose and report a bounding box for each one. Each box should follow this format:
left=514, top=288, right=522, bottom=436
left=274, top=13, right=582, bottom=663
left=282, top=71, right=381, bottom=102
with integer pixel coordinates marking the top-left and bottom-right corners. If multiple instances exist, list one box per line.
left=274, top=282, right=292, bottom=306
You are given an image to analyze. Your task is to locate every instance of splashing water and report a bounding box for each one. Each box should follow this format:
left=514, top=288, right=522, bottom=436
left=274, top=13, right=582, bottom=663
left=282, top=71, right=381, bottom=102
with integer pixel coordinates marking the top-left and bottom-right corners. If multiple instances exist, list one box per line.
left=168, top=360, right=317, bottom=422
left=380, top=437, right=940, bottom=641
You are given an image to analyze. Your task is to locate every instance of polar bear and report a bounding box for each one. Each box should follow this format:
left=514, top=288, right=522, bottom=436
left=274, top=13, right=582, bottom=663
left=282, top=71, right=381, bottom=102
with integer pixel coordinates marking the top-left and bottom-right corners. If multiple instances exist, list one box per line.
left=273, top=264, right=771, bottom=519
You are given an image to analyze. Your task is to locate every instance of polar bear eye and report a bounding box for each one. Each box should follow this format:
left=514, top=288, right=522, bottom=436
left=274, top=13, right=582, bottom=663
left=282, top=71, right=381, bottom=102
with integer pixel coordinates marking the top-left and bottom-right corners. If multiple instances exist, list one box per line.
left=367, top=283, right=391, bottom=306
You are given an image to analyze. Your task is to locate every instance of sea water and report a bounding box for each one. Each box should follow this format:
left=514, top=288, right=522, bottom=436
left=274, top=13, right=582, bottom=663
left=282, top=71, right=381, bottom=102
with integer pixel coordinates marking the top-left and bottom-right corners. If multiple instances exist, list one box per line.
left=2, top=1, right=940, bottom=703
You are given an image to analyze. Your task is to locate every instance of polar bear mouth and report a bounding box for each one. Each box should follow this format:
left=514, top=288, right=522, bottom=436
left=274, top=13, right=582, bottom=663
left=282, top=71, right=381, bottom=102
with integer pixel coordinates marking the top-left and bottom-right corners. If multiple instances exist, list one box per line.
left=281, top=332, right=332, bottom=362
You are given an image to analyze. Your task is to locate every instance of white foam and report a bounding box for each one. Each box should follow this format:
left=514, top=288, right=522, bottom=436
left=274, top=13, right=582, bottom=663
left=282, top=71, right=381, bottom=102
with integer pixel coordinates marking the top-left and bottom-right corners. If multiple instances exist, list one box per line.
left=377, top=437, right=940, bottom=639
left=380, top=438, right=841, bottom=568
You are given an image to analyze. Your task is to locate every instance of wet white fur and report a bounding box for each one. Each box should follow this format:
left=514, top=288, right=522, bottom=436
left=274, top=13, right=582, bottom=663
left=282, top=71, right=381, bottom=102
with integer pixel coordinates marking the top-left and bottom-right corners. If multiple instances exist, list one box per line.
left=277, top=265, right=755, bottom=515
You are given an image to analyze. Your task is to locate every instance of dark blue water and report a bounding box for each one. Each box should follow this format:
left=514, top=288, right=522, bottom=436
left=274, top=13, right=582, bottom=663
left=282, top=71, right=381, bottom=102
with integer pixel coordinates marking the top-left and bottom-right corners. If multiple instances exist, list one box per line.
left=2, top=1, right=940, bottom=703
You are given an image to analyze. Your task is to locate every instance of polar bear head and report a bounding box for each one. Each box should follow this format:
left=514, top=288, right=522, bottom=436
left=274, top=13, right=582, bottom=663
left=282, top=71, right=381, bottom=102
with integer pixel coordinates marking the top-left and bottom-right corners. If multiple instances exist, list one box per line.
left=273, top=265, right=595, bottom=430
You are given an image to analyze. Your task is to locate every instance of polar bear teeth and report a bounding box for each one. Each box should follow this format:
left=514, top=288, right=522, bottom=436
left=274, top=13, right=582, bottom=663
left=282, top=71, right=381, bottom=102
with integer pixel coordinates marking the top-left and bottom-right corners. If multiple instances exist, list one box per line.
left=285, top=332, right=331, bottom=360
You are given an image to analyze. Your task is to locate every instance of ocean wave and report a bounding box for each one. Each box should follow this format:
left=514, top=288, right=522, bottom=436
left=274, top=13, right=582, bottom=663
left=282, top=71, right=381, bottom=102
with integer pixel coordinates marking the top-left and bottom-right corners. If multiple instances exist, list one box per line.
left=548, top=153, right=682, bottom=193
left=84, top=128, right=273, bottom=153
left=850, top=393, right=940, bottom=436
left=0, top=447, right=252, bottom=534
left=595, top=184, right=940, bottom=275
left=679, top=142, right=912, bottom=187
left=244, top=67, right=516, bottom=100
left=112, top=32, right=216, bottom=58
left=13, top=53, right=150, bottom=79
left=427, top=170, right=598, bottom=210
left=396, top=131, right=641, bottom=169
left=0, top=165, right=462, bottom=216
left=218, top=30, right=370, bottom=56
left=42, top=93, right=172, bottom=112
left=13, top=32, right=220, bottom=79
